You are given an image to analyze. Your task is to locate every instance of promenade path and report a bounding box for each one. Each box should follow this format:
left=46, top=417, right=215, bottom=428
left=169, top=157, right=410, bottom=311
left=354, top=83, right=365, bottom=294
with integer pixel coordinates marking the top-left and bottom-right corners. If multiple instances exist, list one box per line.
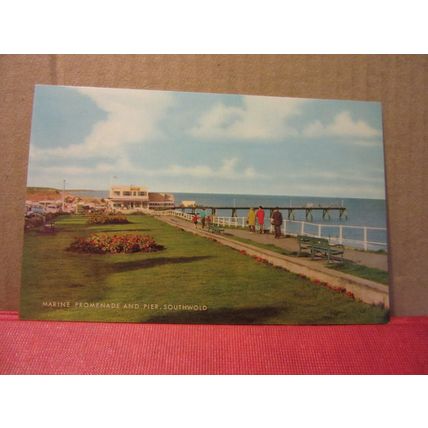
left=160, top=216, right=388, bottom=271
left=155, top=214, right=389, bottom=307
left=223, top=228, right=388, bottom=271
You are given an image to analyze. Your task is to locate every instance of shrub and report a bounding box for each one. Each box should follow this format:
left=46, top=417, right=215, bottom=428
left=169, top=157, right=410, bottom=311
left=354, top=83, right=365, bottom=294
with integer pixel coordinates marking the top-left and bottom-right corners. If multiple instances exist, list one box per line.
left=68, top=233, right=164, bottom=254
left=25, top=215, right=45, bottom=230
left=87, top=213, right=129, bottom=225
left=24, top=212, right=60, bottom=231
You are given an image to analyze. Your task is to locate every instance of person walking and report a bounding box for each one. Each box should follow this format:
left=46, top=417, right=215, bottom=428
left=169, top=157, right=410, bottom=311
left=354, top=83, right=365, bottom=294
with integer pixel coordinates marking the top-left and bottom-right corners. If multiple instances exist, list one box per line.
left=200, top=208, right=207, bottom=229
left=247, top=207, right=256, bottom=232
left=256, top=206, right=265, bottom=234
left=192, top=212, right=199, bottom=228
left=271, top=207, right=283, bottom=239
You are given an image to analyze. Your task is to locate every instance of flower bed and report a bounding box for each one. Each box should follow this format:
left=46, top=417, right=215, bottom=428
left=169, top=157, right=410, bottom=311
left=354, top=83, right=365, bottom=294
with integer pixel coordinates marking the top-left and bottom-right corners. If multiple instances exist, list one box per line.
left=87, top=213, right=129, bottom=225
left=68, top=233, right=164, bottom=254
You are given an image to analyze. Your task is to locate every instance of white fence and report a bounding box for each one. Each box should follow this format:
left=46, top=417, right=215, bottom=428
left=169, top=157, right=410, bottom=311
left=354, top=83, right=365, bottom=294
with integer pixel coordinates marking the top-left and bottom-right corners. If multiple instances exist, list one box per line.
left=155, top=210, right=387, bottom=251
left=282, top=220, right=387, bottom=251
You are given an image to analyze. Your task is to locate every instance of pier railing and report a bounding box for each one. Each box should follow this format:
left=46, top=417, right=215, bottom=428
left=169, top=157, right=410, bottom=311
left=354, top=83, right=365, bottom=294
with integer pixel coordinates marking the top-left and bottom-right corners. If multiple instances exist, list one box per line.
left=154, top=210, right=387, bottom=252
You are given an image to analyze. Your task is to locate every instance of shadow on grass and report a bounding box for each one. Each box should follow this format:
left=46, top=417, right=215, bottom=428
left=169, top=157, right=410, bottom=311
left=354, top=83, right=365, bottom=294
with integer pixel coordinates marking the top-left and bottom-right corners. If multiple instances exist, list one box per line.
left=87, top=228, right=152, bottom=233
left=145, top=305, right=285, bottom=324
left=107, top=255, right=213, bottom=273
left=53, top=226, right=152, bottom=234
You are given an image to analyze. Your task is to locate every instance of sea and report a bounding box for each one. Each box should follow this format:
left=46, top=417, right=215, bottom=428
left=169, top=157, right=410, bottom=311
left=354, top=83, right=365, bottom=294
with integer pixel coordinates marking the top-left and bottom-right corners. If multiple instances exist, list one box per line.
left=69, top=190, right=388, bottom=249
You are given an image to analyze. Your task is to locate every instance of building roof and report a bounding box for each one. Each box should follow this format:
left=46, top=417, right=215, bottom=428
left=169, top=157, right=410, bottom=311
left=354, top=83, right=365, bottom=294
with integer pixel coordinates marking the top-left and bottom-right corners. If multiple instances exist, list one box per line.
left=148, top=192, right=175, bottom=202
left=110, top=185, right=148, bottom=191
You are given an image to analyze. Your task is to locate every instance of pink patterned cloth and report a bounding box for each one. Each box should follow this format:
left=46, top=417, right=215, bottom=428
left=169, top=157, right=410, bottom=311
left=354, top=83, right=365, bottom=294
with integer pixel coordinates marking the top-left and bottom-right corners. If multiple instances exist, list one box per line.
left=1, top=312, right=427, bottom=374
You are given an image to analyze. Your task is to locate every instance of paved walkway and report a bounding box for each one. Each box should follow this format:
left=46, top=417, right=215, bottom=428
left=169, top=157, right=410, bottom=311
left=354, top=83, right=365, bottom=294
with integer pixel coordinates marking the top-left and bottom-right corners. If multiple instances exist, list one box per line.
left=160, top=216, right=388, bottom=271
left=155, top=214, right=389, bottom=307
left=224, top=228, right=388, bottom=271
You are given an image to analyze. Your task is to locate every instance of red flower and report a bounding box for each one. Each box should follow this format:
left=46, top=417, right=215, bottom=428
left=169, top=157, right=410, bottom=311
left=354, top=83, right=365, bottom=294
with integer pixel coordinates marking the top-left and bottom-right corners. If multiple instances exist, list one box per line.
left=346, top=291, right=355, bottom=299
left=68, top=233, right=164, bottom=254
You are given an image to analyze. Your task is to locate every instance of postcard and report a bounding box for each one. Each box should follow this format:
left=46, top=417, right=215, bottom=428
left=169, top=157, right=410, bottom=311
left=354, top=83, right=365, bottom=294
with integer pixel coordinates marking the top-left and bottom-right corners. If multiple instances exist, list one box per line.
left=20, top=85, right=389, bottom=324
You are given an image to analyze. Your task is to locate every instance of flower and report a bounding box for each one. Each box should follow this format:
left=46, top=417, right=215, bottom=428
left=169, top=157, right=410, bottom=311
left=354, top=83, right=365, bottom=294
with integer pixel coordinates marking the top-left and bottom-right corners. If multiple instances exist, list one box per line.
left=68, top=233, right=164, bottom=254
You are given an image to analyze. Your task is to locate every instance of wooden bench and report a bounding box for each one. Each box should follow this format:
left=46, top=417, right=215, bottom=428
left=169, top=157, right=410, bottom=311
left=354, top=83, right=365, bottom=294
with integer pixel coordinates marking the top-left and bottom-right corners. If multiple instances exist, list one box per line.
left=297, top=235, right=318, bottom=256
left=208, top=223, right=225, bottom=234
left=297, top=235, right=344, bottom=263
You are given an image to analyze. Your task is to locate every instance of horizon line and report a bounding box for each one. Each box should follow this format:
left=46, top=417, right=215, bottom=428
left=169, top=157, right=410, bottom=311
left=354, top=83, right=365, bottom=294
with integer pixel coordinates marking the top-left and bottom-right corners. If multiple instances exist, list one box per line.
left=27, top=186, right=386, bottom=201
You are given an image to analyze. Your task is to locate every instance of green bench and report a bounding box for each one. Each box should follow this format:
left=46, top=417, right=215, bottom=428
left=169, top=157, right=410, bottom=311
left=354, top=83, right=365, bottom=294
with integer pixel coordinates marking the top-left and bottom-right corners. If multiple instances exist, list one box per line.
left=297, top=235, right=344, bottom=263
left=208, top=223, right=225, bottom=234
left=297, top=235, right=317, bottom=256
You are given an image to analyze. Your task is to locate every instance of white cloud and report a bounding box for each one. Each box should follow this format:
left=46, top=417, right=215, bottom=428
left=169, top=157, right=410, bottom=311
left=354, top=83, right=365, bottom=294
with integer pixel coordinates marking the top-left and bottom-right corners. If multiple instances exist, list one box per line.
left=30, top=157, right=135, bottom=177
left=158, top=158, right=263, bottom=180
left=297, top=169, right=384, bottom=183
left=165, top=164, right=214, bottom=178
left=303, top=111, right=382, bottom=139
left=32, top=156, right=262, bottom=182
left=32, top=87, right=174, bottom=160
left=190, top=96, right=305, bottom=141
left=27, top=155, right=143, bottom=189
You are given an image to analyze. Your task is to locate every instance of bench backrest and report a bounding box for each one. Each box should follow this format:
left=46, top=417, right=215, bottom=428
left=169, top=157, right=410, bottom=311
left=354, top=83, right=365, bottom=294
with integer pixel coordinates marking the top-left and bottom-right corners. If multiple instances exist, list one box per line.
left=297, top=235, right=329, bottom=246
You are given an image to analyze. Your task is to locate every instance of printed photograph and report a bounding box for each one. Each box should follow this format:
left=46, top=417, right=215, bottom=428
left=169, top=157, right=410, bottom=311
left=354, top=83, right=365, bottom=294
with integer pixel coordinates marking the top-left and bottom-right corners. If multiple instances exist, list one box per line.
left=20, top=85, right=389, bottom=324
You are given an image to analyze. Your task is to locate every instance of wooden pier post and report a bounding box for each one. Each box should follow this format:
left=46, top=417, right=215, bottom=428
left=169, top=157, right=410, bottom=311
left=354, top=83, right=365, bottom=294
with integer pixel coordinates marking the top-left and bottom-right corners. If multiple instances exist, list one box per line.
left=322, top=209, right=331, bottom=220
left=305, top=209, right=313, bottom=221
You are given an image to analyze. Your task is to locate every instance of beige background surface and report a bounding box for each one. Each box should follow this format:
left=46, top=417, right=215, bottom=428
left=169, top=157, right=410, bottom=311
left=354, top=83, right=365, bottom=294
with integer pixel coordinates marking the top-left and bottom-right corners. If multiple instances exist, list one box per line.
left=0, top=54, right=426, bottom=316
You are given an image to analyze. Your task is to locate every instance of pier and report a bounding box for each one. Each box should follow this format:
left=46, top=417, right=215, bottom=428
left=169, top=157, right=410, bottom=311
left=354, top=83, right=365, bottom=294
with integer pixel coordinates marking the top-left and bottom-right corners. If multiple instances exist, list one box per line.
left=174, top=205, right=348, bottom=221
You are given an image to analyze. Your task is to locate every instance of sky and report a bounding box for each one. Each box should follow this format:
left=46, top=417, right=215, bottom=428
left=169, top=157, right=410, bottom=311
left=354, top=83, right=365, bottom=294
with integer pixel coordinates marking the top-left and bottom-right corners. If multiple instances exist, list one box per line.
left=28, top=85, right=386, bottom=199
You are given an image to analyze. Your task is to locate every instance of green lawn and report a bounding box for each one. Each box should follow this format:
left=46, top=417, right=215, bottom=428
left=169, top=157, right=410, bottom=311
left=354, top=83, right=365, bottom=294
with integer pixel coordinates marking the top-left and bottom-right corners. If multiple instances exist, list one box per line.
left=329, top=261, right=389, bottom=285
left=20, top=215, right=388, bottom=324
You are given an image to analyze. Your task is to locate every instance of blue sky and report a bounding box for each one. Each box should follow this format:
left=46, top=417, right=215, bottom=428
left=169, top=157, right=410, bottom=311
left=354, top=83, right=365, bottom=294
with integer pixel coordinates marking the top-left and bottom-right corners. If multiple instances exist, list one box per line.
left=28, top=85, right=386, bottom=199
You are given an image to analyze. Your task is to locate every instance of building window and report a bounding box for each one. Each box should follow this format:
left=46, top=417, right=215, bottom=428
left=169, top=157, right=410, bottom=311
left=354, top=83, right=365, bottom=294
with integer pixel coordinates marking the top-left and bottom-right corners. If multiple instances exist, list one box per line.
left=113, top=191, right=120, bottom=196
left=123, top=191, right=131, bottom=196
left=138, top=192, right=146, bottom=196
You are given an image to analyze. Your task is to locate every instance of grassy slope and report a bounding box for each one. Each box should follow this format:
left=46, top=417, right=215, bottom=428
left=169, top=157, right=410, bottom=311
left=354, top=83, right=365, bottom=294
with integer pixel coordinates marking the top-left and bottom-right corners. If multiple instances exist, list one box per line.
left=329, top=262, right=389, bottom=285
left=20, top=215, right=388, bottom=324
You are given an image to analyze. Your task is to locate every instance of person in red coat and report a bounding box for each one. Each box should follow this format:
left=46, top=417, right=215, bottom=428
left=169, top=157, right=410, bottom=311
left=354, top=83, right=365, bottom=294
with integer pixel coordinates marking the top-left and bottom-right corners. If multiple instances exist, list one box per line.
left=192, top=213, right=199, bottom=228
left=256, top=206, right=265, bottom=234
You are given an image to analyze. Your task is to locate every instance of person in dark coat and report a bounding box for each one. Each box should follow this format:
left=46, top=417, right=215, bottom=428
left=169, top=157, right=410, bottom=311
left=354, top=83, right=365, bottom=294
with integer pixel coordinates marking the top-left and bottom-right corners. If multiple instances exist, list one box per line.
left=271, top=207, right=283, bottom=239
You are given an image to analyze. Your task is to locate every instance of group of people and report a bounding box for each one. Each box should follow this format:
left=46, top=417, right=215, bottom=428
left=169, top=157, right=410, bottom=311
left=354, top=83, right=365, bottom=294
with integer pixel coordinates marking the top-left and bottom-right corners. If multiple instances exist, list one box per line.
left=191, top=206, right=283, bottom=239
left=247, top=206, right=283, bottom=239
left=192, top=208, right=211, bottom=229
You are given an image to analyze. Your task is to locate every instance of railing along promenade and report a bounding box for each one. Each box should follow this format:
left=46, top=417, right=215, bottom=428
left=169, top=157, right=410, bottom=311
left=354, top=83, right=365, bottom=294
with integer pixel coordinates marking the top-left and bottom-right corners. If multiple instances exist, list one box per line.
left=155, top=209, right=387, bottom=252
